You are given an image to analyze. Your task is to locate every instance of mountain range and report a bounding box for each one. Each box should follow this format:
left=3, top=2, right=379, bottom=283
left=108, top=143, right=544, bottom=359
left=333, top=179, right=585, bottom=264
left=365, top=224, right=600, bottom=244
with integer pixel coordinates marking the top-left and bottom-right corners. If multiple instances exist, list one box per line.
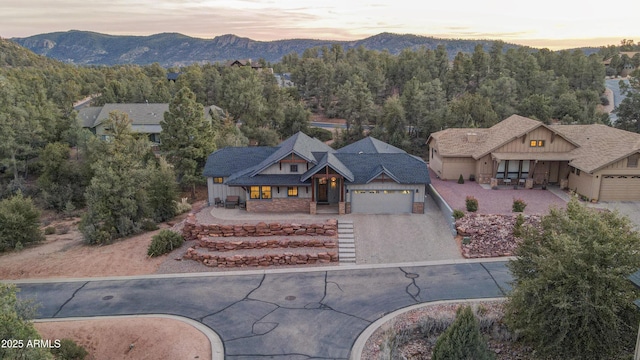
left=8, top=30, right=539, bottom=67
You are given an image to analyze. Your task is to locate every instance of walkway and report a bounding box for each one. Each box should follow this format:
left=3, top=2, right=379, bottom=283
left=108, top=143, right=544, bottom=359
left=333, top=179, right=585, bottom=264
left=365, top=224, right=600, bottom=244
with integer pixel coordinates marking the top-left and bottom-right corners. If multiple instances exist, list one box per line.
left=430, top=177, right=567, bottom=215
left=14, top=260, right=511, bottom=359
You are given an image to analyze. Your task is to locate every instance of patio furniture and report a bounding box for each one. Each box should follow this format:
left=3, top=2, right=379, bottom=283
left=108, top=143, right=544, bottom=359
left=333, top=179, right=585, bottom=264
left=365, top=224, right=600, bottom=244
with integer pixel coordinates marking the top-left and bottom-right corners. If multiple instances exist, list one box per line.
left=225, top=196, right=239, bottom=209
left=239, top=201, right=246, bottom=209
left=518, top=179, right=526, bottom=188
left=503, top=178, right=512, bottom=186
left=214, top=197, right=223, bottom=208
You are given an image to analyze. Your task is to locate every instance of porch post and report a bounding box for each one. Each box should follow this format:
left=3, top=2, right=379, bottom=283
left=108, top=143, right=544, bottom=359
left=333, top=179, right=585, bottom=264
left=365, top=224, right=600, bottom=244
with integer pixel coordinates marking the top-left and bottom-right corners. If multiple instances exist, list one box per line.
left=311, top=177, right=315, bottom=202
left=340, top=179, right=344, bottom=202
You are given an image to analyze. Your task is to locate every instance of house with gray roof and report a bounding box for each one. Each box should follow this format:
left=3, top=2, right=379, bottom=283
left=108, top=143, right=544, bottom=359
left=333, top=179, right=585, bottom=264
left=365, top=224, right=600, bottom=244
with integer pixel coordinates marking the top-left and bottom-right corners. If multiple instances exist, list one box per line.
left=78, top=103, right=223, bottom=143
left=427, top=114, right=640, bottom=202
left=204, top=132, right=430, bottom=214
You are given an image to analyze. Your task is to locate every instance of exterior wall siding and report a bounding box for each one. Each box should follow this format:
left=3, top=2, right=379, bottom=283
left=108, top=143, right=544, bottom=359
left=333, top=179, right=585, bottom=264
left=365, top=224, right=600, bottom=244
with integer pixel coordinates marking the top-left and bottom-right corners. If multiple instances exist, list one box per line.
left=429, top=145, right=444, bottom=178
left=568, top=171, right=595, bottom=200
left=260, top=154, right=311, bottom=174
left=246, top=198, right=311, bottom=213
left=271, top=186, right=312, bottom=199
left=475, top=155, right=493, bottom=183
left=441, top=157, right=476, bottom=181
left=494, top=127, right=576, bottom=153
left=207, top=178, right=246, bottom=205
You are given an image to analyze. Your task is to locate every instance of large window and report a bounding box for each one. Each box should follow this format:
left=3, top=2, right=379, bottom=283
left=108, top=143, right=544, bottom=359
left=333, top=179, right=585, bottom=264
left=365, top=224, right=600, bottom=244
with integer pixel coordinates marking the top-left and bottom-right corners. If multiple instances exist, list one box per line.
left=497, top=160, right=530, bottom=179
left=250, top=186, right=272, bottom=199
left=290, top=164, right=298, bottom=172
left=287, top=186, right=298, bottom=197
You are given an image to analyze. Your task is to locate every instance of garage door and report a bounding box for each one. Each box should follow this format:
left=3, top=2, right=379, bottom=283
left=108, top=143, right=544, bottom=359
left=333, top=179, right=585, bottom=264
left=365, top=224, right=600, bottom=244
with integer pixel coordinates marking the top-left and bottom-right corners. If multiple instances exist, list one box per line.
left=350, top=190, right=413, bottom=214
left=600, top=175, right=640, bottom=201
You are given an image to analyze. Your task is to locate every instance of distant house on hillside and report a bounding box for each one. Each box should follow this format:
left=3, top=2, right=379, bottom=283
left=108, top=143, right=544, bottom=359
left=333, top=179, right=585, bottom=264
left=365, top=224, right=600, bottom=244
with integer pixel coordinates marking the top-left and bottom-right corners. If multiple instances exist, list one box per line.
left=226, top=58, right=273, bottom=73
left=603, top=51, right=640, bottom=77
left=78, top=103, right=223, bottom=143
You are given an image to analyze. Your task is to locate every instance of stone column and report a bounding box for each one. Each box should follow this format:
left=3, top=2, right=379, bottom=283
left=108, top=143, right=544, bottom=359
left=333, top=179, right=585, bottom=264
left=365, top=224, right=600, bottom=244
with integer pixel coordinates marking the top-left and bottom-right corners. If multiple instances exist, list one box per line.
left=490, top=178, right=498, bottom=189
left=525, top=178, right=534, bottom=189
left=338, top=202, right=345, bottom=215
left=560, top=178, right=568, bottom=190
left=309, top=202, right=317, bottom=215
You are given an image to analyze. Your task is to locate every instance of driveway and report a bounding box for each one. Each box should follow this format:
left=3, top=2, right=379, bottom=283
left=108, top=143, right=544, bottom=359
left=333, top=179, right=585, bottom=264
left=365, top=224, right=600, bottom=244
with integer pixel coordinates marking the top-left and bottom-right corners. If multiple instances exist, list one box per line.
left=351, top=196, right=461, bottom=264
left=591, top=201, right=640, bottom=230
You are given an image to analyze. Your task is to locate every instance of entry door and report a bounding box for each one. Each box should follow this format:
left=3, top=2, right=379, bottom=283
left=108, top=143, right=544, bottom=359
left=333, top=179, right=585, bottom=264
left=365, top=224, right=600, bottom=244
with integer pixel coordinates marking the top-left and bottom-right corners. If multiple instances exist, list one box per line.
left=317, top=180, right=328, bottom=202
left=549, top=162, right=560, bottom=183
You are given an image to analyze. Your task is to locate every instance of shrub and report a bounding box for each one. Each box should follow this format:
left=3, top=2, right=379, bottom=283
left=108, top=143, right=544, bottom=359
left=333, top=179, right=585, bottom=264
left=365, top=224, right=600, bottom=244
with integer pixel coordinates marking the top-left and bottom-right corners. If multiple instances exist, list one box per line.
left=51, top=338, right=88, bottom=360
left=141, top=219, right=159, bottom=232
left=147, top=230, right=184, bottom=257
left=457, top=174, right=465, bottom=184
left=432, top=306, right=495, bottom=360
left=44, top=226, right=56, bottom=235
left=512, top=198, right=527, bottom=212
left=453, top=209, right=465, bottom=220
left=306, top=127, right=333, bottom=142
left=58, top=225, right=70, bottom=235
left=0, top=192, right=44, bottom=252
left=465, top=196, right=478, bottom=212
left=513, top=214, right=525, bottom=238
left=174, top=198, right=192, bottom=215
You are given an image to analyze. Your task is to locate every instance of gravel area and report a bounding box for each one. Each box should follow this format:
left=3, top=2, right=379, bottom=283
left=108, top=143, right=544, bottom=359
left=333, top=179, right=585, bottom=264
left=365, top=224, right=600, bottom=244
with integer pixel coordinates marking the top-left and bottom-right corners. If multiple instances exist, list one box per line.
left=431, top=177, right=566, bottom=215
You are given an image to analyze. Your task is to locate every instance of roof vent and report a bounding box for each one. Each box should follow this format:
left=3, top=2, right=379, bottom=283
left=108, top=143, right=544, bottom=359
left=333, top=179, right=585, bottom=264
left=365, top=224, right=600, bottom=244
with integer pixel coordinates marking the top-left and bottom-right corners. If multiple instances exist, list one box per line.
left=466, top=133, right=478, bottom=143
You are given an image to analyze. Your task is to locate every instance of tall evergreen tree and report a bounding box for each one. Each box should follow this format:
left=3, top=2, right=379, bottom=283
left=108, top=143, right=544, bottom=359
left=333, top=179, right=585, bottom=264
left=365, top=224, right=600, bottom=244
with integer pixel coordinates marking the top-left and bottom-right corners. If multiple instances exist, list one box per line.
left=432, top=306, right=495, bottom=360
left=160, top=87, right=216, bottom=187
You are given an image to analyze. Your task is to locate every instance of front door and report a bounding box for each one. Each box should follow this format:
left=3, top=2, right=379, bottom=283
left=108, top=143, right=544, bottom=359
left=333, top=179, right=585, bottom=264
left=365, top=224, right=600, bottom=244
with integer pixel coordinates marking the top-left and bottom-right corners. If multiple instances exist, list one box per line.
left=549, top=162, right=560, bottom=183
left=317, top=179, right=328, bottom=203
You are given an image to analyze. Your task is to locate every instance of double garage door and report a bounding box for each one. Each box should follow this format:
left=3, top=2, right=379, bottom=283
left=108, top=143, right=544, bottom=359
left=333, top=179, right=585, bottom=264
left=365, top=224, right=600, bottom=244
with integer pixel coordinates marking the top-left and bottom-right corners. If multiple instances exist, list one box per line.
left=350, top=190, right=413, bottom=214
left=600, top=175, right=640, bottom=201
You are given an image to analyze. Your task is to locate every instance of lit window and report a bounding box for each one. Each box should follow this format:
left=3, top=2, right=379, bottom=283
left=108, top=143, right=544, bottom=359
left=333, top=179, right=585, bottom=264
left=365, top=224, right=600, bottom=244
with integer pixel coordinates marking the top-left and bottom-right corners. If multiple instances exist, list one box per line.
left=261, top=186, right=271, bottom=199
left=250, top=186, right=260, bottom=199
left=290, top=165, right=298, bottom=172
left=287, top=187, right=298, bottom=197
left=538, top=140, right=545, bottom=147
left=213, top=177, right=223, bottom=183
left=529, top=140, right=545, bottom=147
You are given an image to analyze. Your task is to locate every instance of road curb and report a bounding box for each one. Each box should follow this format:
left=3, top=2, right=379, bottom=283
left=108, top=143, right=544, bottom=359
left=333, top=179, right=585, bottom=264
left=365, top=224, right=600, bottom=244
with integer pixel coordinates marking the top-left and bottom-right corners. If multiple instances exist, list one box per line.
left=33, top=314, right=224, bottom=360
left=349, top=297, right=505, bottom=360
left=3, top=257, right=514, bottom=284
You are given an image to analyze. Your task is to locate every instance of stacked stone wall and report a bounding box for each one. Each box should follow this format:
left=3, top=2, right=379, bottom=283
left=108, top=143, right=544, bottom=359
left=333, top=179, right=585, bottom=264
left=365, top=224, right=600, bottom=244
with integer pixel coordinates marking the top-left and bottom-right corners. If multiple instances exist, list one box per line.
left=184, top=249, right=338, bottom=267
left=182, top=216, right=337, bottom=240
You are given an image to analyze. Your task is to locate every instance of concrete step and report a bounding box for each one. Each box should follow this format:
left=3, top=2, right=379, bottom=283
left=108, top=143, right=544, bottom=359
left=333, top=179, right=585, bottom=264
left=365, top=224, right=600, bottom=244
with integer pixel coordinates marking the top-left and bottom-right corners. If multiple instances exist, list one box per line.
left=338, top=233, right=354, bottom=238
left=338, top=224, right=353, bottom=229
left=339, top=244, right=355, bottom=248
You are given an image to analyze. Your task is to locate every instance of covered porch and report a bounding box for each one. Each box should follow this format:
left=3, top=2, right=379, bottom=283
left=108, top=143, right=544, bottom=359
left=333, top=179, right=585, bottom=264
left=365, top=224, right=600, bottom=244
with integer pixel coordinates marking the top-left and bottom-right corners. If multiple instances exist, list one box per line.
left=490, top=152, right=573, bottom=189
left=309, top=167, right=347, bottom=215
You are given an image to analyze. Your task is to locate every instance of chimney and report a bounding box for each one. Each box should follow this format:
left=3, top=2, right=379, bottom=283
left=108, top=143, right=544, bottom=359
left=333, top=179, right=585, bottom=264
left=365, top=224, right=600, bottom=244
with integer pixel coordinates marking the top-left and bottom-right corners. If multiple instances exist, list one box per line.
left=467, top=132, right=478, bottom=143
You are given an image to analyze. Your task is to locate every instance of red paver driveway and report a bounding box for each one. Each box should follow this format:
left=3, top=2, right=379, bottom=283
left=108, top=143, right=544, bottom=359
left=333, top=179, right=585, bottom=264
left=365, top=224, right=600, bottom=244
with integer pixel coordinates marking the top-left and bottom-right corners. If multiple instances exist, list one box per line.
left=430, top=177, right=566, bottom=215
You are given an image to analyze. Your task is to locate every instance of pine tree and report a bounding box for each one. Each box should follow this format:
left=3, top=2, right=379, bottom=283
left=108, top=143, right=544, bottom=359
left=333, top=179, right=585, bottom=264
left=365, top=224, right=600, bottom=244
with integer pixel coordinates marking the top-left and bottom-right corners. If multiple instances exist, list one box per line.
left=432, top=306, right=495, bottom=360
left=160, top=87, right=216, bottom=188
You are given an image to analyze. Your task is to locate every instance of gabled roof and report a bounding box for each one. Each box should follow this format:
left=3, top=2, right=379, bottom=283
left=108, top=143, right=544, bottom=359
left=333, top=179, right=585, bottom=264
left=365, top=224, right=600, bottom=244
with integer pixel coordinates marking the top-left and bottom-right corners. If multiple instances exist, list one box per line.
left=77, top=106, right=102, bottom=128
left=337, top=136, right=406, bottom=154
left=248, top=132, right=334, bottom=176
left=335, top=153, right=430, bottom=184
left=550, top=124, right=640, bottom=173
left=301, top=152, right=354, bottom=182
left=202, top=146, right=277, bottom=177
left=365, top=165, right=402, bottom=184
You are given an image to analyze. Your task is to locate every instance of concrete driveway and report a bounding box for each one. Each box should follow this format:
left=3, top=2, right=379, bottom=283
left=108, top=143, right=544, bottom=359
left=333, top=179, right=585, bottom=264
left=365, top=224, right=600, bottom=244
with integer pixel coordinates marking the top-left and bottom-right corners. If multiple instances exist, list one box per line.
left=351, top=196, right=461, bottom=264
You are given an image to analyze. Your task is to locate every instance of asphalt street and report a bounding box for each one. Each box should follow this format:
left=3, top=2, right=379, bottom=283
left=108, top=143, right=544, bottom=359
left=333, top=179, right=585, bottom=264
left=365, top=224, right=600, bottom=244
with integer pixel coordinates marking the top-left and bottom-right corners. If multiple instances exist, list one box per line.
left=15, top=261, right=511, bottom=359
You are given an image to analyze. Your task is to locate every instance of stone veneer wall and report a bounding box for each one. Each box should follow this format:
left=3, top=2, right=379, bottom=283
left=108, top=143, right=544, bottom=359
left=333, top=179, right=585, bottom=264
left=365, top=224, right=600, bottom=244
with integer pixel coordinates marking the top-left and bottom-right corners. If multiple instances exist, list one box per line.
left=246, top=198, right=311, bottom=213
left=196, top=238, right=337, bottom=251
left=182, top=216, right=337, bottom=240
left=184, top=249, right=338, bottom=267
left=412, top=202, right=425, bottom=214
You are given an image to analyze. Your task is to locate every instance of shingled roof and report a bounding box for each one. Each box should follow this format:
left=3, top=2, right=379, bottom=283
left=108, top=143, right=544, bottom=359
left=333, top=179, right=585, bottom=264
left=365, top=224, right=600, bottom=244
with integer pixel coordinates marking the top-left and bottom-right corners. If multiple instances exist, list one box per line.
left=429, top=115, right=640, bottom=173
left=81, top=103, right=223, bottom=129
left=337, top=136, right=406, bottom=154
left=203, top=147, right=276, bottom=177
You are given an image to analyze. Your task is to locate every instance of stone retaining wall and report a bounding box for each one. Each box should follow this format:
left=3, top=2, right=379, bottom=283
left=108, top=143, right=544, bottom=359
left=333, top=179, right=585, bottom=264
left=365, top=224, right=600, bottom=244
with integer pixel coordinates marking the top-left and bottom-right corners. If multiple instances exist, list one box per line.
left=197, top=238, right=337, bottom=251
left=246, top=198, right=311, bottom=213
left=182, top=215, right=337, bottom=240
left=184, top=248, right=338, bottom=267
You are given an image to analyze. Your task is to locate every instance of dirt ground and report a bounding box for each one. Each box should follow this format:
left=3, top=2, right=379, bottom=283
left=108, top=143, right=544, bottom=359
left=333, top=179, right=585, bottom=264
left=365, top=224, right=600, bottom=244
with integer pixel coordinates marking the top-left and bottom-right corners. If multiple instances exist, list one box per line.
left=35, top=317, right=211, bottom=360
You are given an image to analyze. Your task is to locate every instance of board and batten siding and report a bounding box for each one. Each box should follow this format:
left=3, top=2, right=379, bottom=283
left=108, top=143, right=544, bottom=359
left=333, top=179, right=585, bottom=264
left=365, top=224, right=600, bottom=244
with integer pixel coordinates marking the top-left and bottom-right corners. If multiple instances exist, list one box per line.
left=260, top=154, right=311, bottom=175
left=494, top=127, right=576, bottom=153
left=588, top=154, right=640, bottom=201
left=475, top=154, right=493, bottom=182
left=207, top=177, right=246, bottom=205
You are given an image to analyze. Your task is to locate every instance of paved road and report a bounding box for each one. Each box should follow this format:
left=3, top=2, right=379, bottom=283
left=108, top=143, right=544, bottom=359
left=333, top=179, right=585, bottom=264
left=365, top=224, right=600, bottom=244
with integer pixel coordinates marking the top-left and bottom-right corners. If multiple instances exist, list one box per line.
left=15, top=261, right=511, bottom=359
left=605, top=78, right=630, bottom=123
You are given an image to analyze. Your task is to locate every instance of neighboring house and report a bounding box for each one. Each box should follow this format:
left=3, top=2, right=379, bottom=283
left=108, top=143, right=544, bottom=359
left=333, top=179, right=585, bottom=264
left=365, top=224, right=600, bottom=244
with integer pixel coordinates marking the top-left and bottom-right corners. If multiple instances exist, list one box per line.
left=78, top=103, right=223, bottom=143
left=603, top=51, right=640, bottom=77
left=226, top=59, right=273, bottom=73
left=203, top=133, right=430, bottom=214
left=427, top=114, right=640, bottom=202
left=274, top=73, right=294, bottom=88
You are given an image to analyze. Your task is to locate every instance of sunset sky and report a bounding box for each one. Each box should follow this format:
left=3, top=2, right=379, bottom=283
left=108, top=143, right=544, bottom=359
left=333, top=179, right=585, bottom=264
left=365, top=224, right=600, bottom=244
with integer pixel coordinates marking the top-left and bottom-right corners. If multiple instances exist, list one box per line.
left=2, top=0, right=639, bottom=50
